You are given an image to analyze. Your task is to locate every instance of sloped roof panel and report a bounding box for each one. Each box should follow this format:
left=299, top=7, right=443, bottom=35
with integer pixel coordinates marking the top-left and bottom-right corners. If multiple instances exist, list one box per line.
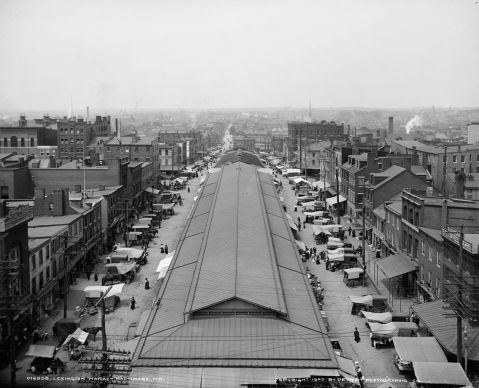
left=173, top=233, right=203, bottom=268
left=135, top=317, right=336, bottom=368
left=185, top=213, right=209, bottom=238
left=263, top=194, right=284, bottom=218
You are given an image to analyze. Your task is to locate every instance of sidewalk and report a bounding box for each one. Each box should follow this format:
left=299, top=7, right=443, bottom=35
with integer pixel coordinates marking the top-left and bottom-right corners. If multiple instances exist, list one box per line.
left=279, top=176, right=411, bottom=387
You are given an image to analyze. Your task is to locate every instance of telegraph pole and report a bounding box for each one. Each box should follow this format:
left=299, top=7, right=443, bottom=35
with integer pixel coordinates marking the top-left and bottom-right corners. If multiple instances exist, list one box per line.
left=101, top=291, right=108, bottom=372
left=362, top=196, right=366, bottom=268
left=457, top=226, right=464, bottom=367
left=335, top=169, right=340, bottom=226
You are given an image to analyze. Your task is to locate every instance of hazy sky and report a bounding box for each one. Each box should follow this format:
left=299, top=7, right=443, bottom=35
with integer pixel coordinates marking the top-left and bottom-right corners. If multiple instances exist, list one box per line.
left=0, top=0, right=478, bottom=111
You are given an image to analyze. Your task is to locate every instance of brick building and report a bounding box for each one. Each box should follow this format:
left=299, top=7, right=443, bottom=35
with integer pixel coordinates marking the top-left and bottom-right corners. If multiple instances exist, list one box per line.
left=58, top=115, right=111, bottom=160
left=0, top=115, right=58, bottom=159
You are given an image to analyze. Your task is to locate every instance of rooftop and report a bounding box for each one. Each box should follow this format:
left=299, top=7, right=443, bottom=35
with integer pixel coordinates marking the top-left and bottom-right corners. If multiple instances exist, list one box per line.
left=29, top=214, right=82, bottom=228
left=133, top=162, right=336, bottom=370
left=393, top=140, right=479, bottom=155
left=215, top=149, right=264, bottom=168
left=367, top=165, right=405, bottom=190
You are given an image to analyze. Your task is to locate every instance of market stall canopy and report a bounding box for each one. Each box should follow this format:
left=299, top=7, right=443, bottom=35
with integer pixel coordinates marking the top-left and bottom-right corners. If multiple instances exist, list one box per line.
left=286, top=168, right=301, bottom=175
left=25, top=345, right=56, bottom=358
left=312, top=180, right=331, bottom=189
left=301, top=201, right=317, bottom=209
left=344, top=267, right=364, bottom=279
left=361, top=311, right=392, bottom=324
left=279, top=196, right=284, bottom=203
left=132, top=225, right=150, bottom=230
left=349, top=294, right=373, bottom=305
left=295, top=240, right=306, bottom=251
left=328, top=248, right=354, bottom=255
left=288, top=219, right=298, bottom=231
left=326, top=195, right=347, bottom=206
left=328, top=236, right=342, bottom=242
left=413, top=362, right=472, bottom=387
left=312, top=225, right=331, bottom=236
left=105, top=262, right=136, bottom=275
left=304, top=211, right=322, bottom=217
left=62, top=328, right=89, bottom=347
left=162, top=203, right=175, bottom=210
left=293, top=177, right=310, bottom=185
left=115, top=247, right=145, bottom=259
left=369, top=322, right=418, bottom=338
left=199, top=176, right=206, bottom=185
left=173, top=178, right=184, bottom=184
left=83, top=283, right=125, bottom=299
left=392, top=337, right=447, bottom=363
left=327, top=253, right=345, bottom=262
left=145, top=187, right=160, bottom=195
left=376, top=253, right=418, bottom=279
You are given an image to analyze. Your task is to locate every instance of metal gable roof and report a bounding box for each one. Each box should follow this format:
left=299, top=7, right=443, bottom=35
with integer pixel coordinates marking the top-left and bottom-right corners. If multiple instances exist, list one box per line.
left=392, top=337, right=447, bottom=362
left=134, top=161, right=337, bottom=370
left=376, top=252, right=418, bottom=279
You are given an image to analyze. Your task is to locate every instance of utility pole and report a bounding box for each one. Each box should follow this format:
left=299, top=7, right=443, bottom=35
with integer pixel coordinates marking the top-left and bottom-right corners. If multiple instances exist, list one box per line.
left=442, top=146, right=447, bottom=196
left=464, top=325, right=468, bottom=374
left=9, top=310, right=15, bottom=387
left=362, top=193, right=366, bottom=268
left=101, top=291, right=107, bottom=372
left=457, top=226, right=464, bottom=367
left=335, top=169, right=340, bottom=226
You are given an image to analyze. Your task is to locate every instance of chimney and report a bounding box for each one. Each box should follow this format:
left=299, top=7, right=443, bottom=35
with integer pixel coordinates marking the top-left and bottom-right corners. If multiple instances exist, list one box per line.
left=86, top=106, right=90, bottom=122
left=455, top=171, right=466, bottom=199
left=441, top=199, right=448, bottom=225
left=347, top=124, right=351, bottom=136
left=19, top=115, right=27, bottom=127
left=388, top=117, right=394, bottom=134
left=74, top=184, right=82, bottom=193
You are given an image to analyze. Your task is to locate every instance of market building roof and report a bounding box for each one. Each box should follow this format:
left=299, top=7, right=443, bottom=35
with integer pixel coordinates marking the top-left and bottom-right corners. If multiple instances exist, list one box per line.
left=215, top=149, right=264, bottom=168
left=132, top=162, right=337, bottom=376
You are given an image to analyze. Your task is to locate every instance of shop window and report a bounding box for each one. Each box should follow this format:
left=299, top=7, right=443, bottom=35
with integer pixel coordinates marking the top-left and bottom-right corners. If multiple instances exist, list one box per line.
left=1, top=186, right=9, bottom=199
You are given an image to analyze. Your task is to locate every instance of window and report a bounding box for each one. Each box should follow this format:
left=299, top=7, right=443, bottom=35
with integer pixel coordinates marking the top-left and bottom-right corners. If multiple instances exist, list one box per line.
left=428, top=271, right=431, bottom=286
left=30, top=138, right=35, bottom=147
left=46, top=266, right=50, bottom=281
left=39, top=271, right=44, bottom=289
left=165, top=150, right=169, bottom=156
left=31, top=255, right=36, bottom=269
left=421, top=241, right=425, bottom=254
left=428, top=246, right=432, bottom=261
left=469, top=154, right=472, bottom=161
left=46, top=244, right=50, bottom=259
left=49, top=203, right=54, bottom=211
left=420, top=265, right=424, bottom=281
left=10, top=136, right=17, bottom=147
left=146, top=146, right=150, bottom=152
left=312, top=160, right=316, bottom=165
left=453, top=155, right=457, bottom=162
left=436, top=251, right=440, bottom=267
left=39, top=249, right=43, bottom=264
left=3, top=138, right=7, bottom=147
left=461, top=155, right=465, bottom=163
left=0, top=186, right=8, bottom=199
left=31, top=278, right=36, bottom=294
left=435, top=277, right=440, bottom=297
left=20, top=138, right=25, bottom=147
left=107, top=146, right=111, bottom=152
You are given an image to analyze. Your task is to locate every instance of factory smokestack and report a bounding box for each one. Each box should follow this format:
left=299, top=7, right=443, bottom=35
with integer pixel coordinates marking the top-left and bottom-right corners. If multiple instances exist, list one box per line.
left=388, top=116, right=393, bottom=134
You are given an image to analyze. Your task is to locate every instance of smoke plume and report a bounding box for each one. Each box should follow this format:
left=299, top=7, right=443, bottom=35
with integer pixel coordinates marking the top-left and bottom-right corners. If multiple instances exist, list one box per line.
left=405, top=115, right=423, bottom=134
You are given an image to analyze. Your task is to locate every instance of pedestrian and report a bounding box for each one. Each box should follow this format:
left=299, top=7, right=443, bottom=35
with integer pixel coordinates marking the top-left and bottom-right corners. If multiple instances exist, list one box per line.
left=94, top=273, right=98, bottom=282
left=297, top=216, right=301, bottom=224
left=352, top=230, right=356, bottom=238
left=86, top=272, right=91, bottom=281
left=298, top=222, right=301, bottom=231
left=354, top=327, right=360, bottom=342
left=355, top=362, right=364, bottom=388
left=160, top=244, right=164, bottom=253
left=165, top=244, right=169, bottom=255
left=303, top=220, right=306, bottom=228
left=130, top=297, right=136, bottom=310
left=369, top=332, right=374, bottom=347
left=396, top=284, right=400, bottom=296
left=145, top=278, right=150, bottom=290
left=348, top=227, right=352, bottom=236
left=312, top=246, right=316, bottom=255
left=188, top=187, right=191, bottom=193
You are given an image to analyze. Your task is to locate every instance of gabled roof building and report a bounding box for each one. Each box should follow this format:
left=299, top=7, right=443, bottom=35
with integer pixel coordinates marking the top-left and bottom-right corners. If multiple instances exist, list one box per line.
left=131, top=160, right=338, bottom=386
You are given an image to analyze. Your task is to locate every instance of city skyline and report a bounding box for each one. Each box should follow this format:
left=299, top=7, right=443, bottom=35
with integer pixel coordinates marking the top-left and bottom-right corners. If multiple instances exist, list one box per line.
left=1, top=0, right=478, bottom=111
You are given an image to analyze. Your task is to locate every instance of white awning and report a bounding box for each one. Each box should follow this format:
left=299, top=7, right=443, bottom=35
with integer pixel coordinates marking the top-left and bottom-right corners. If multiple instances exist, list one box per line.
left=62, top=328, right=89, bottom=347
left=25, top=345, right=56, bottom=358
left=361, top=311, right=392, bottom=324
left=326, top=195, right=347, bottom=206
left=312, top=180, right=331, bottom=189
left=288, top=219, right=298, bottom=231
left=84, top=283, right=125, bottom=299
left=145, top=187, right=160, bottom=195
left=156, top=251, right=175, bottom=279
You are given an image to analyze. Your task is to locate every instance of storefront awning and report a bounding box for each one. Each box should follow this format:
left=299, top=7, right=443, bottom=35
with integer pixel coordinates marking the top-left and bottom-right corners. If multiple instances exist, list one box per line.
left=145, top=187, right=160, bottom=195
left=375, top=252, right=417, bottom=279
left=413, top=362, right=472, bottom=386
left=326, top=188, right=337, bottom=196
left=392, top=337, right=447, bottom=363
left=25, top=345, right=56, bottom=358
left=326, top=195, right=346, bottom=206
left=288, top=219, right=298, bottom=231
left=411, top=300, right=479, bottom=361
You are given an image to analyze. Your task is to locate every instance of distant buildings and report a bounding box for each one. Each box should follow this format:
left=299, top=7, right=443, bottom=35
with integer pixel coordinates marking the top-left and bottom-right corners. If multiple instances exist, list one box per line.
left=467, top=122, right=479, bottom=145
